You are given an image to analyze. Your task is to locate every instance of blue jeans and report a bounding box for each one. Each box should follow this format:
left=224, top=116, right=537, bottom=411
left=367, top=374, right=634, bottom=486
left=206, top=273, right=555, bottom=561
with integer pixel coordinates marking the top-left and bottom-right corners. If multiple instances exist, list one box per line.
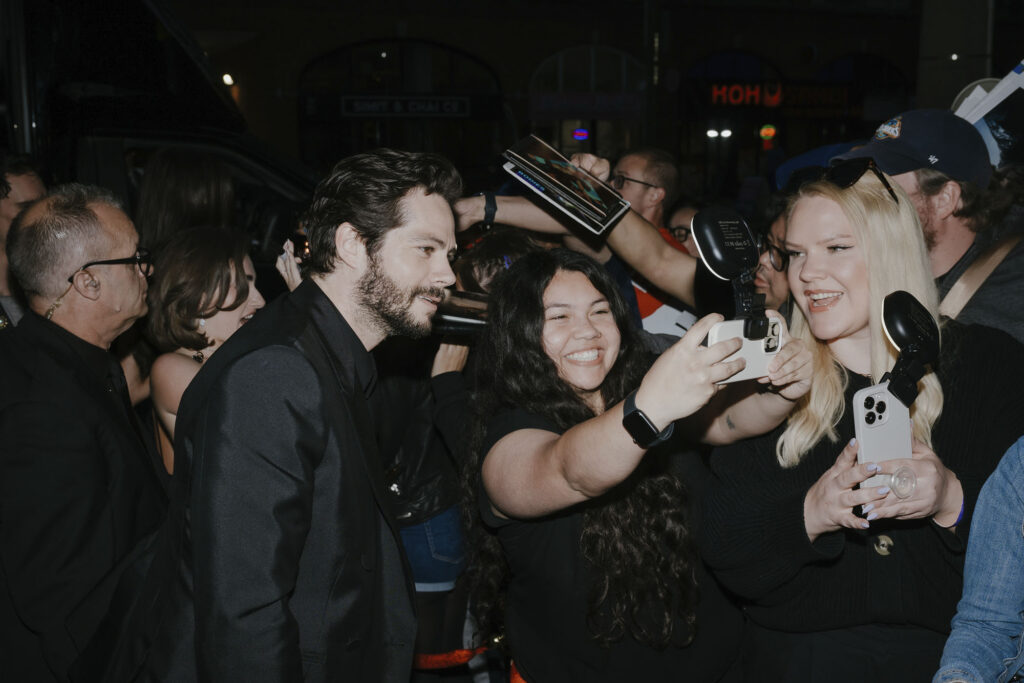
left=934, top=436, right=1024, bottom=683
left=399, top=505, right=465, bottom=592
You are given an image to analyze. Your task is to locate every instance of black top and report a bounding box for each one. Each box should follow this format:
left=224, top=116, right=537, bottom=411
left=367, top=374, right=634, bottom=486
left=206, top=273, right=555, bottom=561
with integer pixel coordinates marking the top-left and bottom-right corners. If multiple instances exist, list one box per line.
left=0, top=312, right=166, bottom=681
left=702, top=322, right=1024, bottom=638
left=480, top=409, right=743, bottom=683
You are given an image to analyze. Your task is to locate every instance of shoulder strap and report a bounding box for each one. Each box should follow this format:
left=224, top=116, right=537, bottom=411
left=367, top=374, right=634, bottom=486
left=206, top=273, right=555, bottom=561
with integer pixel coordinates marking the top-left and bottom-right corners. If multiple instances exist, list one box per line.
left=939, top=234, right=1023, bottom=319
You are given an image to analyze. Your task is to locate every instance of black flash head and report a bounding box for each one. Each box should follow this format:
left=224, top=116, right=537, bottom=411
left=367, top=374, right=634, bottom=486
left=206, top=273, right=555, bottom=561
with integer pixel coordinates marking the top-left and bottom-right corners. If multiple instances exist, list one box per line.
left=880, top=290, right=941, bottom=407
left=691, top=207, right=768, bottom=339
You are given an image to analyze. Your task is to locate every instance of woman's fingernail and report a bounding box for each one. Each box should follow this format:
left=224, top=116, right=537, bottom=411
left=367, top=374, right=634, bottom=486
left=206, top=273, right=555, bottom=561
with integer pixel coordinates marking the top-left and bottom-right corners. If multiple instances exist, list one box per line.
left=849, top=438, right=857, bottom=446
left=867, top=463, right=881, bottom=473
left=861, top=521, right=870, bottom=529
left=877, top=486, right=891, bottom=495
left=867, top=512, right=879, bottom=521
left=862, top=503, right=874, bottom=514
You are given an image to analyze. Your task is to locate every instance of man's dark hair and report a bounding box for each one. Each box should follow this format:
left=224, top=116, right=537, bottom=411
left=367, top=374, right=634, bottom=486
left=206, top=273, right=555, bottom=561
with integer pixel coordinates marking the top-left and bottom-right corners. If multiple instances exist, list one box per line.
left=301, top=149, right=462, bottom=277
left=625, top=148, right=680, bottom=209
left=463, top=248, right=699, bottom=651
left=7, top=183, right=124, bottom=299
left=147, top=226, right=251, bottom=352
left=915, top=167, right=1015, bottom=234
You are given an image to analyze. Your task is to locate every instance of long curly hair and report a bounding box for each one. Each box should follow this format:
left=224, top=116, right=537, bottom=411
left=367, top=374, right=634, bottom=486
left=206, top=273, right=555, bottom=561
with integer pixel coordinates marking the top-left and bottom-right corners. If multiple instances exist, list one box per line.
left=462, top=248, right=699, bottom=650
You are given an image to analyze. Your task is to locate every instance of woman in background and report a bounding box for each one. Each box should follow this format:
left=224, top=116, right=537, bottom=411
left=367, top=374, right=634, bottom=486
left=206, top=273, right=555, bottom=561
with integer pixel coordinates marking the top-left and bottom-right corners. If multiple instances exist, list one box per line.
left=146, top=227, right=265, bottom=473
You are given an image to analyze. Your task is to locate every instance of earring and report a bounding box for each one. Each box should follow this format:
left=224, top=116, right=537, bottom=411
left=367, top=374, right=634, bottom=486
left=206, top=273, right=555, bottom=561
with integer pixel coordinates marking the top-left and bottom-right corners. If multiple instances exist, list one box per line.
left=198, top=318, right=206, bottom=327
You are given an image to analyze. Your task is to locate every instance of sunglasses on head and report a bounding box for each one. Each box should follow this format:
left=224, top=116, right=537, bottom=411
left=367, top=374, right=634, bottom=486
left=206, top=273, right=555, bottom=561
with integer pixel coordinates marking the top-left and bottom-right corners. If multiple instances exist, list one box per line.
left=822, top=157, right=900, bottom=205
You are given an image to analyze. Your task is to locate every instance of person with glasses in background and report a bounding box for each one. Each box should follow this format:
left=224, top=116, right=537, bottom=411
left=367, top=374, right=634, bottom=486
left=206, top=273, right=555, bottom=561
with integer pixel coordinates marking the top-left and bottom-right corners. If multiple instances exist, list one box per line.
left=700, top=159, right=1024, bottom=681
left=0, top=184, right=166, bottom=681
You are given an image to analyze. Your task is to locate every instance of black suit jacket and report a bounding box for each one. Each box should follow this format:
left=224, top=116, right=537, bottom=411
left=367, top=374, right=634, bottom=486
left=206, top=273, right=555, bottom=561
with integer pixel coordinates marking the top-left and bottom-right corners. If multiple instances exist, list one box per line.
left=0, top=313, right=166, bottom=681
left=117, top=280, right=416, bottom=682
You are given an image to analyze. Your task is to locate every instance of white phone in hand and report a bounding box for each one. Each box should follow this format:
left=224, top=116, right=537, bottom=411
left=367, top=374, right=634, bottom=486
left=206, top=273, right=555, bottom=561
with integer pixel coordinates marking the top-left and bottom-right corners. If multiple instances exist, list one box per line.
left=853, top=381, right=912, bottom=488
left=706, top=318, right=784, bottom=383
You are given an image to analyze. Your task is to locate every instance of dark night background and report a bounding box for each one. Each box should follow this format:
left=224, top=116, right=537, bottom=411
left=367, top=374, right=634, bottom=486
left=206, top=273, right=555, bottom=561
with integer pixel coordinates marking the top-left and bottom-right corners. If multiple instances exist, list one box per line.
left=3, top=0, right=1023, bottom=232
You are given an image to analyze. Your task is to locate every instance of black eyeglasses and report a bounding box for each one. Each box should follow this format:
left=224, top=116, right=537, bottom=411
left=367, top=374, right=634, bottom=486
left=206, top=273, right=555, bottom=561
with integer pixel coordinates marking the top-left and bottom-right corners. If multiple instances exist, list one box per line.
left=610, top=173, right=658, bottom=191
left=756, top=234, right=789, bottom=272
left=68, top=248, right=154, bottom=283
left=824, top=157, right=900, bottom=204
left=669, top=225, right=691, bottom=243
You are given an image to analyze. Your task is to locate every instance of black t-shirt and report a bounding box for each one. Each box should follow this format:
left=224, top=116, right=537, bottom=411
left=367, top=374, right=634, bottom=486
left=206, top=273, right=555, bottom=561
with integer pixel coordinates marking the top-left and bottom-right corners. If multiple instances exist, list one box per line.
left=480, top=409, right=743, bottom=683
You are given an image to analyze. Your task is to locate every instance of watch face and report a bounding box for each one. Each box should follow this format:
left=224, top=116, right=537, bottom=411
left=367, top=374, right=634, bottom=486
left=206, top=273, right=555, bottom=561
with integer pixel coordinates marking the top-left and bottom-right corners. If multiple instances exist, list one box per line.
left=623, top=407, right=659, bottom=448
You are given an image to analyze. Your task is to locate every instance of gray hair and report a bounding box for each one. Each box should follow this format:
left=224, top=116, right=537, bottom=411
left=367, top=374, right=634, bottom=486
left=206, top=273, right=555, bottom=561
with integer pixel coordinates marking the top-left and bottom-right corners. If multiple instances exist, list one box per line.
left=7, top=183, right=124, bottom=299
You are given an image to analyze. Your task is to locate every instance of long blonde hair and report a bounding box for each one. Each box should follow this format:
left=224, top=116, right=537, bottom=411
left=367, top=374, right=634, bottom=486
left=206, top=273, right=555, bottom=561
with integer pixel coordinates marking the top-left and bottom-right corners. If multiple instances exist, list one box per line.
left=776, top=171, right=943, bottom=467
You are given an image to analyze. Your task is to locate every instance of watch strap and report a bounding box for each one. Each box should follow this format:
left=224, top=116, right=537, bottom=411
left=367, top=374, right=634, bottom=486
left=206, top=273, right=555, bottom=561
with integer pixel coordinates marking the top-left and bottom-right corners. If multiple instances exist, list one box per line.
left=622, top=390, right=674, bottom=448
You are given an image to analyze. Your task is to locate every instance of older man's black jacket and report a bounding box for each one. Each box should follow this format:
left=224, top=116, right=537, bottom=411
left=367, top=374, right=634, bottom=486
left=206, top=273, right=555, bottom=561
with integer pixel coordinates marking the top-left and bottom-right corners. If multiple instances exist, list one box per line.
left=0, top=312, right=166, bottom=681
left=107, top=280, right=416, bottom=682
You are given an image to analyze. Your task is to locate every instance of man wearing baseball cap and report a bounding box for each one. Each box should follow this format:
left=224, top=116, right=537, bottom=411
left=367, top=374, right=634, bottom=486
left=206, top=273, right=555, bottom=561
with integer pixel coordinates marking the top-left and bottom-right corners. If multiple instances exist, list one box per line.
left=834, top=108, right=1024, bottom=343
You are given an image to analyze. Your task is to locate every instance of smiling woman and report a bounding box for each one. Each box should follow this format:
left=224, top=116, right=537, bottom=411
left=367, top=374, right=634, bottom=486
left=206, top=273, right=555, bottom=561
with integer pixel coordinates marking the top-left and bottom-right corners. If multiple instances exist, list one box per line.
left=701, top=163, right=1024, bottom=682
left=461, top=248, right=818, bottom=682
left=146, top=227, right=265, bottom=473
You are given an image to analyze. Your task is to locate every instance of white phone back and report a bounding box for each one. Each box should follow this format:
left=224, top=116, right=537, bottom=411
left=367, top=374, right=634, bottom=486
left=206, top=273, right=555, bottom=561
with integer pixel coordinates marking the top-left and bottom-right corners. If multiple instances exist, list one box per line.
left=706, top=318, right=784, bottom=383
left=853, top=381, right=912, bottom=488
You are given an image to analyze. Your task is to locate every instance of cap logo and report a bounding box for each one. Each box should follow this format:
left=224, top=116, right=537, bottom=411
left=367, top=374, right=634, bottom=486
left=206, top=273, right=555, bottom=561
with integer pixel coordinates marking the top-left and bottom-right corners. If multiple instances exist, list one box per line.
left=928, top=155, right=939, bottom=164
left=874, top=116, right=903, bottom=140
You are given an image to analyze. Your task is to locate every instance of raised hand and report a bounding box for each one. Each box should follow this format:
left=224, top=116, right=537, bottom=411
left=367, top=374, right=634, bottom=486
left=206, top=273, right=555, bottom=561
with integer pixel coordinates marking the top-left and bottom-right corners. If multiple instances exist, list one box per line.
left=568, top=153, right=611, bottom=182
left=634, top=313, right=745, bottom=430
left=758, top=313, right=812, bottom=401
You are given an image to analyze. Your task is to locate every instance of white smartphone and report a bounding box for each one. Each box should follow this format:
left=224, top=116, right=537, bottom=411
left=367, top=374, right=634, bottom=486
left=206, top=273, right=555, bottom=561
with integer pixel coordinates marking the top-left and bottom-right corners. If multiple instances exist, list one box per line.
left=706, top=318, right=784, bottom=383
left=853, top=381, right=912, bottom=488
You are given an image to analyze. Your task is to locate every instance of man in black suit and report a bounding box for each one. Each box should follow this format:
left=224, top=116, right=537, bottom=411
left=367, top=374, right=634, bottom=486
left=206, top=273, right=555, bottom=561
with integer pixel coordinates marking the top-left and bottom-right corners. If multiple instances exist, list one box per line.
left=123, top=149, right=461, bottom=682
left=0, top=184, right=166, bottom=681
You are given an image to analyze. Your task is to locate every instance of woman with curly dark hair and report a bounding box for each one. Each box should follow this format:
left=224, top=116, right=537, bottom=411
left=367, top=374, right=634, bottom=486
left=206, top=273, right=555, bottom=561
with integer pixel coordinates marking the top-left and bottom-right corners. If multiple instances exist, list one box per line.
left=464, top=248, right=813, bottom=682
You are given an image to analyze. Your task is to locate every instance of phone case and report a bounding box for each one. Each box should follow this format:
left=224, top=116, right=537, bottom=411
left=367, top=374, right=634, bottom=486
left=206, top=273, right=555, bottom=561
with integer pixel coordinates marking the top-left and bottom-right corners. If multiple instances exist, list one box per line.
left=853, top=381, right=912, bottom=488
left=706, top=318, right=783, bottom=383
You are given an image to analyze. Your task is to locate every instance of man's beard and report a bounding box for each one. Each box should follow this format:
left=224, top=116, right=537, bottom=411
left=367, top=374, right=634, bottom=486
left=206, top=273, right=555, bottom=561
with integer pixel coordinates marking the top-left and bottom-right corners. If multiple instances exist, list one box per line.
left=917, top=199, right=939, bottom=251
left=356, top=252, right=443, bottom=339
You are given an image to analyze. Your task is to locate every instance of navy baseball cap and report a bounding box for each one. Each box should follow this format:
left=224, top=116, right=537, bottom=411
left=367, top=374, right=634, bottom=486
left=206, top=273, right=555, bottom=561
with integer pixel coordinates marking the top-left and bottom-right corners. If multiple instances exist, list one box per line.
left=832, top=109, right=992, bottom=189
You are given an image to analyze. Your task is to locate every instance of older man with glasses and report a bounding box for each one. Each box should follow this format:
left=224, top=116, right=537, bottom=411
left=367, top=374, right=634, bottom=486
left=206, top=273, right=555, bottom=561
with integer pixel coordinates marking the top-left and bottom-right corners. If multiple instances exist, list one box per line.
left=0, top=183, right=165, bottom=681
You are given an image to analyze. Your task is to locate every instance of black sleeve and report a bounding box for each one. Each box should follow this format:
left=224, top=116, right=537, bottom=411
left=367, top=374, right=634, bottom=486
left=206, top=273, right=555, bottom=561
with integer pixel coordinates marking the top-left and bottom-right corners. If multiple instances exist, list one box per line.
left=934, top=323, right=1024, bottom=548
left=477, top=409, right=562, bottom=530
left=0, top=401, right=110, bottom=678
left=190, top=346, right=327, bottom=682
left=700, top=430, right=845, bottom=601
left=430, top=371, right=470, bottom=458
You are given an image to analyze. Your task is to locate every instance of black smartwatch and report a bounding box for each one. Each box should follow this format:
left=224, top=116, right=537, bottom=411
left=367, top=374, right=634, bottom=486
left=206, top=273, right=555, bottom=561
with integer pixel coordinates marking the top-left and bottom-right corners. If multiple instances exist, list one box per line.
left=621, top=390, right=674, bottom=449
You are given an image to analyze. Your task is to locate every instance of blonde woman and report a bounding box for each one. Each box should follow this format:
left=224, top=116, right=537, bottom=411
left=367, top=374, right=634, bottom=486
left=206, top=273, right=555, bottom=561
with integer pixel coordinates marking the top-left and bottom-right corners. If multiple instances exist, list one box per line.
left=701, top=159, right=1024, bottom=682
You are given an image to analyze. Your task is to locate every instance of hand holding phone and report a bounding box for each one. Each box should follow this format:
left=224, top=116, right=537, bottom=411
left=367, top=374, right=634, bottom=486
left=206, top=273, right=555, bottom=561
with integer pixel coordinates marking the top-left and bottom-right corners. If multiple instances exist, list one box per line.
left=706, top=317, right=784, bottom=383
left=853, top=381, right=913, bottom=489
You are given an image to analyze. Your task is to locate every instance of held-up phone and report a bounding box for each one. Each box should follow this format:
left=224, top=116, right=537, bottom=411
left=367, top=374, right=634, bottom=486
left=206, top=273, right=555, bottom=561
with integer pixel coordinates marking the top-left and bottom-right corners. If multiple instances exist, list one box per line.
left=707, top=317, right=783, bottom=383
left=691, top=207, right=783, bottom=383
left=853, top=383, right=913, bottom=489
left=854, top=291, right=941, bottom=486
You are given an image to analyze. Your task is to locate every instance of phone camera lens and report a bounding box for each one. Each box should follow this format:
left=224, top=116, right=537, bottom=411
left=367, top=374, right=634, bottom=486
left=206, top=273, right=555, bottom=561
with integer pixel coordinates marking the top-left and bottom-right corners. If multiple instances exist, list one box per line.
left=876, top=401, right=886, bottom=414
left=865, top=412, right=876, bottom=425
left=863, top=396, right=875, bottom=410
